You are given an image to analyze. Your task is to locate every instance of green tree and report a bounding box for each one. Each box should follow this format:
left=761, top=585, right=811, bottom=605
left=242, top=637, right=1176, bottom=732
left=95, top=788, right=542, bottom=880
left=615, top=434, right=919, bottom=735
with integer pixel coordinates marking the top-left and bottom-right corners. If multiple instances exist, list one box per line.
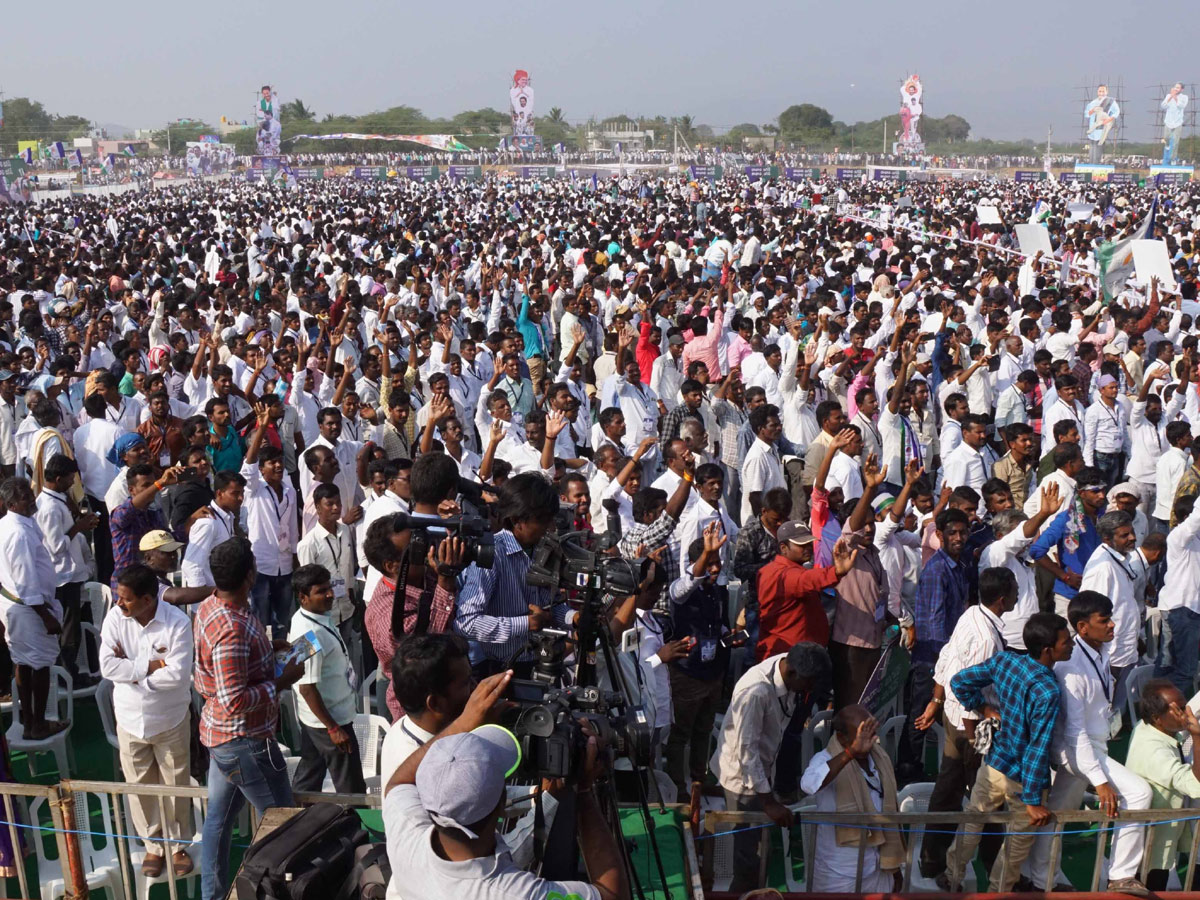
left=778, top=104, right=834, bottom=140
left=280, top=99, right=315, bottom=123
left=547, top=107, right=566, bottom=125
left=149, top=120, right=216, bottom=153
left=0, top=97, right=91, bottom=155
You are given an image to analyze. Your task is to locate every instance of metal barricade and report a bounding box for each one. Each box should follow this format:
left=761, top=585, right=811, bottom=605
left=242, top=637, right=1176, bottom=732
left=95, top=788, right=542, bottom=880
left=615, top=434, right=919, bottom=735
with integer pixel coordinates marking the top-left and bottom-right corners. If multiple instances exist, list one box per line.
left=699, top=805, right=1200, bottom=895
left=0, top=780, right=68, bottom=900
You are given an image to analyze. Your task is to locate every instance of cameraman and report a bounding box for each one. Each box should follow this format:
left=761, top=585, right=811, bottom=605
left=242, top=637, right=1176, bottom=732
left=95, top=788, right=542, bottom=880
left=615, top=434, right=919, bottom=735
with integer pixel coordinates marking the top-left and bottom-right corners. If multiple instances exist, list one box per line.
left=383, top=670, right=628, bottom=900
left=455, top=473, right=572, bottom=677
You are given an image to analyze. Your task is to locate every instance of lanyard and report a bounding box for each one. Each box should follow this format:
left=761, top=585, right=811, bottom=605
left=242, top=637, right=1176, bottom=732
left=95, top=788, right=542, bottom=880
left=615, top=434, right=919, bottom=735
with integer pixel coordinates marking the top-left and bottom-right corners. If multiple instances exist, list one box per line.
left=400, top=720, right=428, bottom=747
left=325, top=534, right=344, bottom=572
left=1102, top=545, right=1137, bottom=581
left=300, top=611, right=347, bottom=657
left=1077, top=638, right=1112, bottom=703
left=266, top=484, right=288, bottom=524
left=209, top=507, right=232, bottom=538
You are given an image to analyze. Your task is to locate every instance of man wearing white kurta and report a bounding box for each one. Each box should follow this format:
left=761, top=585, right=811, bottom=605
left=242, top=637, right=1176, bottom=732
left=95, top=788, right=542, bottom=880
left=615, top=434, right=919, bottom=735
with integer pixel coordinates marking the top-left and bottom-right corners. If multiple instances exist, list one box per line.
left=1078, top=511, right=1143, bottom=703
left=1026, top=592, right=1151, bottom=892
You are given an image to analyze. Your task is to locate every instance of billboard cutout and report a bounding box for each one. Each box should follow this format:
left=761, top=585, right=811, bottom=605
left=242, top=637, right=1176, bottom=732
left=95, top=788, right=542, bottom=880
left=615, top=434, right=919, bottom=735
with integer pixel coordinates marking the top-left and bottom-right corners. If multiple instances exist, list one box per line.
left=186, top=142, right=235, bottom=176
left=255, top=85, right=282, bottom=155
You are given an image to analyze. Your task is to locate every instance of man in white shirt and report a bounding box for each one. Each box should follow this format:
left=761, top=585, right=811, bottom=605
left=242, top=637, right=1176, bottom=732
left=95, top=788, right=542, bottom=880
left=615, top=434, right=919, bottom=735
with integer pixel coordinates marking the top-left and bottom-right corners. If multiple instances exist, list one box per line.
left=181, top=471, right=245, bottom=588
left=942, top=414, right=989, bottom=512
left=1155, top=495, right=1200, bottom=694
left=740, top=405, right=787, bottom=523
left=1027, top=591, right=1152, bottom=894
left=240, top=411, right=297, bottom=632
left=358, top=459, right=410, bottom=577
left=288, top=564, right=365, bottom=795
left=1082, top=374, right=1129, bottom=487
left=1129, top=366, right=1187, bottom=514
left=296, top=483, right=357, bottom=650
left=1042, top=374, right=1086, bottom=450
left=649, top=336, right=685, bottom=410
left=100, top=564, right=195, bottom=877
left=1153, top=423, right=1192, bottom=529
left=1079, top=511, right=1143, bottom=700
left=710, top=642, right=831, bottom=895
left=74, top=392, right=126, bottom=584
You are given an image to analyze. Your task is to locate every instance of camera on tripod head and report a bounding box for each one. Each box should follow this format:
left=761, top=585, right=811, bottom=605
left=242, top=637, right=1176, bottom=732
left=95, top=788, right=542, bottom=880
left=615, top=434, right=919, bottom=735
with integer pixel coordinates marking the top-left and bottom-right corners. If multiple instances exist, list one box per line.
left=390, top=510, right=495, bottom=569
left=500, top=531, right=655, bottom=780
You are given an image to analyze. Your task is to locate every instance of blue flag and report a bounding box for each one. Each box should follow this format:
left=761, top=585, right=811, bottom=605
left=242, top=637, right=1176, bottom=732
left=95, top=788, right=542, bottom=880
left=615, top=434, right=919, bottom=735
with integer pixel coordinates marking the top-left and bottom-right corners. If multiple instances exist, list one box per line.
left=507, top=201, right=523, bottom=221
left=20, top=147, right=32, bottom=165
left=69, top=149, right=83, bottom=167
left=50, top=141, right=66, bottom=160
left=591, top=172, right=598, bottom=192
left=122, top=144, right=137, bottom=157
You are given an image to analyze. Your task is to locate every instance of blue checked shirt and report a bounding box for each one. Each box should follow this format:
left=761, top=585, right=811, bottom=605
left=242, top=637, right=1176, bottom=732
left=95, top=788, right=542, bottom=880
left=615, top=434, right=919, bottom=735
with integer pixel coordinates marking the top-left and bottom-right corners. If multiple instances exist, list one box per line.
left=454, top=529, right=566, bottom=664
left=950, top=650, right=1062, bottom=805
left=912, top=549, right=969, bottom=664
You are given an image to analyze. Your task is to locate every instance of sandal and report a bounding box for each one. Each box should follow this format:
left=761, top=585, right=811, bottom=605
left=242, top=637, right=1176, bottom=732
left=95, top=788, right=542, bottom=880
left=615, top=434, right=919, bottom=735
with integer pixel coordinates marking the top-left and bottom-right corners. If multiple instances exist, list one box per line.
left=141, top=854, right=165, bottom=877
left=172, top=851, right=194, bottom=877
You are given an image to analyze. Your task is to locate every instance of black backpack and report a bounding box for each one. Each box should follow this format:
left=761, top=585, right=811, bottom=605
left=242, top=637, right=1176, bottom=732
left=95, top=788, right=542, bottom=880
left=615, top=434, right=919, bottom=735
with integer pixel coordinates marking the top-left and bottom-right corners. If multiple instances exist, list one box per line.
left=235, top=803, right=369, bottom=900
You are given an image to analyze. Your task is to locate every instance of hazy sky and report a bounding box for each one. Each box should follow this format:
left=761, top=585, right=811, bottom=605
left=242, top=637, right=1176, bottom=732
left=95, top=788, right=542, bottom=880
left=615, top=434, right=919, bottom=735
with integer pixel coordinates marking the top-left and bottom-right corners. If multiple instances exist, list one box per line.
left=3, top=0, right=1192, bottom=144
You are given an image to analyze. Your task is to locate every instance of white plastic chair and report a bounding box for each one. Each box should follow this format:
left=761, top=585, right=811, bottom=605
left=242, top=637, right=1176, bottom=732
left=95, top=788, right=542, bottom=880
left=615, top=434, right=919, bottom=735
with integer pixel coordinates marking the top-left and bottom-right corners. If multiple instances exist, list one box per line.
left=94, top=678, right=121, bottom=773
left=780, top=796, right=818, bottom=891
left=321, top=713, right=391, bottom=793
left=277, top=690, right=302, bottom=754
left=1125, top=663, right=1155, bottom=725
left=359, top=667, right=379, bottom=716
left=124, top=779, right=204, bottom=900
left=30, top=791, right=122, bottom=900
left=799, top=710, right=834, bottom=776
left=8, top=666, right=74, bottom=778
left=877, top=714, right=908, bottom=764
left=899, top=781, right=978, bottom=891
left=71, top=622, right=103, bottom=699
left=81, top=581, right=113, bottom=622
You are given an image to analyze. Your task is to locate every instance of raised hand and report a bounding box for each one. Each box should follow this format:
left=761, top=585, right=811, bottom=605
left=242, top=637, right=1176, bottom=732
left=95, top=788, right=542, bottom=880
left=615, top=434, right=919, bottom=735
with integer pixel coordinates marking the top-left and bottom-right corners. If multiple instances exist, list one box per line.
left=702, top=520, right=728, bottom=553
left=862, top=452, right=886, bottom=490
left=545, top=409, right=569, bottom=440
left=849, top=716, right=879, bottom=758
left=831, top=427, right=857, bottom=452
left=1040, top=481, right=1063, bottom=516
left=904, top=460, right=924, bottom=485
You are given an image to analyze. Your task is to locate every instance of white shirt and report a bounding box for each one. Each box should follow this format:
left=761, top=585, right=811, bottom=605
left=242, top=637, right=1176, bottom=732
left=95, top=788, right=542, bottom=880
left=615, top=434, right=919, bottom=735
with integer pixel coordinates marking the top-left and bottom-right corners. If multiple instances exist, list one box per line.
left=181, top=505, right=240, bottom=587
left=943, top=441, right=987, bottom=494
left=98, top=598, right=194, bottom=740
left=740, top=437, right=786, bottom=523
left=73, top=418, right=124, bottom=500
left=288, top=607, right=356, bottom=730
left=1129, top=394, right=1183, bottom=485
left=826, top=450, right=864, bottom=503
left=980, top=527, right=1038, bottom=650
left=995, top=385, right=1031, bottom=430
left=240, top=462, right=297, bottom=577
left=799, top=750, right=892, bottom=894
left=711, top=654, right=798, bottom=795
left=1082, top=398, right=1128, bottom=463
left=1050, top=637, right=1116, bottom=786
left=296, top=522, right=356, bottom=626
left=748, top=365, right=784, bottom=408
left=933, top=604, right=1006, bottom=729
left=34, top=489, right=88, bottom=586
left=1079, top=544, right=1141, bottom=668
left=676, top=497, right=739, bottom=583
left=1043, top=398, right=1086, bottom=447
left=1160, top=502, right=1200, bottom=613
left=359, top=490, right=408, bottom=574
left=1155, top=447, right=1190, bottom=521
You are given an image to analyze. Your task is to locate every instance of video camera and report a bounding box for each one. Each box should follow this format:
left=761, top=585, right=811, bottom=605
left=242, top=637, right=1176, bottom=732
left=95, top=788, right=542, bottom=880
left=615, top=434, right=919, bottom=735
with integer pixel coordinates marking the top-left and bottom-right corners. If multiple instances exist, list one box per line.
left=503, top=531, right=653, bottom=780
left=390, top=510, right=495, bottom=569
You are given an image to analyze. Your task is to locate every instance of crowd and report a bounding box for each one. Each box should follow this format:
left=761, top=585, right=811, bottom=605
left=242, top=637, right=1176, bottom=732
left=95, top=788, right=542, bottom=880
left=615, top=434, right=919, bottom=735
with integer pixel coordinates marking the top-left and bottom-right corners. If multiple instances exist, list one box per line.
left=0, top=167, right=1196, bottom=898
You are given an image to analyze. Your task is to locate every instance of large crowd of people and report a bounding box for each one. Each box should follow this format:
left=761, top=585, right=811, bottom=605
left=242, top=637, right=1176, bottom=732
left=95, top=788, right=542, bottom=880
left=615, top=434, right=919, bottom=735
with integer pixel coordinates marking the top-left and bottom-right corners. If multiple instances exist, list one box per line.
left=0, top=167, right=1196, bottom=897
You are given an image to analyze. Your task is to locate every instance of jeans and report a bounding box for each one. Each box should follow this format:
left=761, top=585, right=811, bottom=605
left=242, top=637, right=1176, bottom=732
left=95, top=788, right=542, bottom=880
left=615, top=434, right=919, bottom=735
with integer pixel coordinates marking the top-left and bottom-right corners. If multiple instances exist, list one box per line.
left=201, top=737, right=293, bottom=900
left=1164, top=126, right=1182, bottom=164
left=1156, top=606, right=1200, bottom=695
left=1093, top=450, right=1125, bottom=489
left=250, top=572, right=294, bottom=634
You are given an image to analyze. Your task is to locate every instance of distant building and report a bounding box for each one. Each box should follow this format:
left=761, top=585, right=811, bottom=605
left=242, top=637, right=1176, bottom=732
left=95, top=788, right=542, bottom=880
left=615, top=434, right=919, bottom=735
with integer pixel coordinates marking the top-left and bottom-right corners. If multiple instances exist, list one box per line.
left=585, top=125, right=655, bottom=153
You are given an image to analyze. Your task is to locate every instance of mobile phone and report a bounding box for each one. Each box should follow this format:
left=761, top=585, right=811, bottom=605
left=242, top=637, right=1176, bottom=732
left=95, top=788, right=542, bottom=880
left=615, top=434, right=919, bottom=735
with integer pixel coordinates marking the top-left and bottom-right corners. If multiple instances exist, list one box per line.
left=721, top=629, right=750, bottom=649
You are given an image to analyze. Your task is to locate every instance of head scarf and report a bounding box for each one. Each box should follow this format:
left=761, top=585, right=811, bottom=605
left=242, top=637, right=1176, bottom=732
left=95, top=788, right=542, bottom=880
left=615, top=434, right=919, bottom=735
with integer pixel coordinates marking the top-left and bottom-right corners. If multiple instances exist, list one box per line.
left=106, top=433, right=146, bottom=468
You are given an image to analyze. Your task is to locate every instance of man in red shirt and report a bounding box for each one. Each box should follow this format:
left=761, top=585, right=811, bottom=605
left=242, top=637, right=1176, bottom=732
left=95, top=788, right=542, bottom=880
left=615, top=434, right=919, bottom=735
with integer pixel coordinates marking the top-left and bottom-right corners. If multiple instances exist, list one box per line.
left=756, top=521, right=857, bottom=661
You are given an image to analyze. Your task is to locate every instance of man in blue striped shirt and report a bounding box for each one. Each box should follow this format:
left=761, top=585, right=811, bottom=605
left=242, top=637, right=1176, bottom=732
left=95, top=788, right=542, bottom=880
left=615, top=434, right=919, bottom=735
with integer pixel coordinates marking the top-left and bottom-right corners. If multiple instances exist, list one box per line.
left=454, top=472, right=568, bottom=675
left=941, top=612, right=1072, bottom=892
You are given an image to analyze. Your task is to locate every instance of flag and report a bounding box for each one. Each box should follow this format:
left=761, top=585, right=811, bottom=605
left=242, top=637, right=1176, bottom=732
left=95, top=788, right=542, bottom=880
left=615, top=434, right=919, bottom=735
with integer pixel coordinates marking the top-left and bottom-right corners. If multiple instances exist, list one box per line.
left=497, top=137, right=507, bottom=151
left=122, top=144, right=137, bottom=157
left=507, top=201, right=522, bottom=221
left=591, top=172, right=598, bottom=192
left=553, top=142, right=565, bottom=155
left=1028, top=200, right=1050, bottom=224
left=614, top=142, right=622, bottom=155
left=1096, top=195, right=1157, bottom=302
left=97, top=153, right=111, bottom=173
left=50, top=141, right=66, bottom=160
left=69, top=149, right=82, bottom=167
left=20, top=147, right=32, bottom=165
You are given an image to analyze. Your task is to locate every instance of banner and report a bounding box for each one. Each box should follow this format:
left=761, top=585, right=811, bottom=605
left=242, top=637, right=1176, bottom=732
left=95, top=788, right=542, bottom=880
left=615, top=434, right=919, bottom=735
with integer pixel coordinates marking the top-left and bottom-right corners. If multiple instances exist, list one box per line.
left=352, top=166, right=389, bottom=180
left=1013, top=170, right=1048, bottom=182
left=836, top=167, right=867, bottom=180
left=293, top=167, right=327, bottom=180
left=743, top=165, right=780, bottom=180
left=509, top=69, right=535, bottom=138
left=255, top=85, right=281, bottom=155
left=872, top=167, right=907, bottom=182
left=688, top=165, right=723, bottom=180
left=186, top=142, right=235, bottom=176
left=785, top=167, right=820, bottom=181
left=518, top=166, right=556, bottom=178
left=859, top=632, right=910, bottom=719
left=287, top=133, right=470, bottom=152
left=448, top=165, right=483, bottom=180
left=404, top=166, right=441, bottom=182
left=1058, top=172, right=1091, bottom=183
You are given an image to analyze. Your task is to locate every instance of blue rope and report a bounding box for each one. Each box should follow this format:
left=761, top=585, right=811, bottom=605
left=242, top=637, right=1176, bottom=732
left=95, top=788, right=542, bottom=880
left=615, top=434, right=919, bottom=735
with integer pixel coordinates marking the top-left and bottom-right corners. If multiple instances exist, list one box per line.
left=0, top=815, right=253, bottom=848
left=696, top=811, right=1200, bottom=841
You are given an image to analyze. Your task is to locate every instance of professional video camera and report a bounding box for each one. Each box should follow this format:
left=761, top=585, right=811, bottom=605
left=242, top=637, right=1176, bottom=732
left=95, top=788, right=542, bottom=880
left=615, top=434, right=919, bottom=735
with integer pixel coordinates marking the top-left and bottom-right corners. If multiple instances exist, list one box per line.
left=504, top=531, right=652, bottom=780
left=390, top=510, right=495, bottom=569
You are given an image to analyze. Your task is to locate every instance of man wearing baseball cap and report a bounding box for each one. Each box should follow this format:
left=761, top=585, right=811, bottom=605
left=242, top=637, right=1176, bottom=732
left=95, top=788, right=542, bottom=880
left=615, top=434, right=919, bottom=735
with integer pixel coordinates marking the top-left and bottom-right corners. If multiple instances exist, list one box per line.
left=384, top=670, right=628, bottom=900
left=137, top=530, right=213, bottom=607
